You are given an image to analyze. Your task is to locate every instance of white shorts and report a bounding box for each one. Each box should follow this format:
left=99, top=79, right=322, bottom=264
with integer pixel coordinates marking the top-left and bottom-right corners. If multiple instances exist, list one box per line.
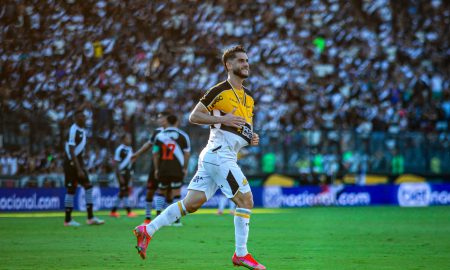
left=187, top=147, right=251, bottom=200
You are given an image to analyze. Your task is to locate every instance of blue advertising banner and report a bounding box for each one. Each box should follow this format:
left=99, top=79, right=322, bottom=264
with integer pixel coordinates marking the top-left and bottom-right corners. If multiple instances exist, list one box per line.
left=1, top=183, right=450, bottom=212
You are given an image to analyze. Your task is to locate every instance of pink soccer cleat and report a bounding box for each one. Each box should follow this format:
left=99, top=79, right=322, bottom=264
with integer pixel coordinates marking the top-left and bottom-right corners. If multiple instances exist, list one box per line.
left=127, top=212, right=138, bottom=218
left=133, top=225, right=152, bottom=259
left=232, top=253, right=266, bottom=270
left=143, top=218, right=151, bottom=224
left=110, top=212, right=120, bottom=218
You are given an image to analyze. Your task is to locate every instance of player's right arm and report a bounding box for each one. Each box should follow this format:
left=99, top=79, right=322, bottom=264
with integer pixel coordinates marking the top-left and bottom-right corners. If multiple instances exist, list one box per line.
left=131, top=141, right=152, bottom=163
left=189, top=103, right=246, bottom=128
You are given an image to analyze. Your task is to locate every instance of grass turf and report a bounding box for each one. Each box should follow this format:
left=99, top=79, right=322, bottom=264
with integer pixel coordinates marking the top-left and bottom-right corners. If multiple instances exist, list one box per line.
left=0, top=207, right=449, bottom=270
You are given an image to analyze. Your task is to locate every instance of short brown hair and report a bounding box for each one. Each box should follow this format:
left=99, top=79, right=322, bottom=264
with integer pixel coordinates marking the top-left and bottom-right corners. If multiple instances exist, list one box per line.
left=222, top=45, right=247, bottom=72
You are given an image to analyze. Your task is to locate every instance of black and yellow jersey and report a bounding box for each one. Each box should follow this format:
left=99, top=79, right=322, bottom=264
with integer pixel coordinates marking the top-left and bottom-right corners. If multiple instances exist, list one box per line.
left=199, top=80, right=254, bottom=153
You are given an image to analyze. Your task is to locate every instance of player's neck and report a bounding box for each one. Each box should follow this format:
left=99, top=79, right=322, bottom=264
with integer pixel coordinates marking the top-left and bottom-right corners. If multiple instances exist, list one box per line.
left=227, top=75, right=244, bottom=91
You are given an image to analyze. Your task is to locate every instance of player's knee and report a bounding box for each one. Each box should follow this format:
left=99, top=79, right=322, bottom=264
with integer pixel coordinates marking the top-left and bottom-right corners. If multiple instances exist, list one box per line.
left=183, top=198, right=204, bottom=213
left=184, top=202, right=201, bottom=213
left=183, top=191, right=207, bottom=213
left=234, top=192, right=254, bottom=209
left=240, top=198, right=253, bottom=209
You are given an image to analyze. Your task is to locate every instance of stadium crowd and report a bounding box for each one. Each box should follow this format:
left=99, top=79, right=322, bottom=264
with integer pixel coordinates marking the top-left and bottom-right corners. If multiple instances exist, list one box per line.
left=1, top=0, right=449, bottom=177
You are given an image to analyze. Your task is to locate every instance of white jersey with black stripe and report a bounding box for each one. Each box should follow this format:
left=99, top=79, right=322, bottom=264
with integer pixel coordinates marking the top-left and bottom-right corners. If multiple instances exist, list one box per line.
left=114, top=144, right=133, bottom=171
left=65, top=123, right=86, bottom=160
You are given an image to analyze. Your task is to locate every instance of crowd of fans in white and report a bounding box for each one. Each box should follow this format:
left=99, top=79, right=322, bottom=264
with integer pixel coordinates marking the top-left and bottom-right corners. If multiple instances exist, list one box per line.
left=0, top=0, right=449, bottom=178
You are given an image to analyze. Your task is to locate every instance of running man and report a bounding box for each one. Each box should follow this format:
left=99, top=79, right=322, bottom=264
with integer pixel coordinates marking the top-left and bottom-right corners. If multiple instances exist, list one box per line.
left=133, top=45, right=266, bottom=269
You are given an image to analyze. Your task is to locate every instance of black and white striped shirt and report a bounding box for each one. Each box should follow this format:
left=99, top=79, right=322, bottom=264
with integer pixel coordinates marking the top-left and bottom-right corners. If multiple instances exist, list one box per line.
left=114, top=144, right=133, bottom=171
left=153, top=127, right=191, bottom=178
left=65, top=123, right=86, bottom=160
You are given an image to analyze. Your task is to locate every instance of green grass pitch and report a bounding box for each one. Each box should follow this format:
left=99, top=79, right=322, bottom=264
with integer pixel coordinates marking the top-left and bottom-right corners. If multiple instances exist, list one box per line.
left=1, top=207, right=449, bottom=270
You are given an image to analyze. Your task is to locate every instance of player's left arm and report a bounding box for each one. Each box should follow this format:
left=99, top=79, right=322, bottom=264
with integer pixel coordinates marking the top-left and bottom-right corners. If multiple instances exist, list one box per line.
left=131, top=141, right=152, bottom=162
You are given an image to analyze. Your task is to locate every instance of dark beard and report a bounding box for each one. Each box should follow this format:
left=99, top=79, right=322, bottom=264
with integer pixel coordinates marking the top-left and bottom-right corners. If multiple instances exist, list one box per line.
left=233, top=68, right=249, bottom=79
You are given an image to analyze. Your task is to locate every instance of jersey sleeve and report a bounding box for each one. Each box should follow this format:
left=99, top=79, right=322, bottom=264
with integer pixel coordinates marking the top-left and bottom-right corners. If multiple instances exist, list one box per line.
left=152, top=134, right=162, bottom=153
left=200, top=88, right=223, bottom=112
left=149, top=129, right=161, bottom=144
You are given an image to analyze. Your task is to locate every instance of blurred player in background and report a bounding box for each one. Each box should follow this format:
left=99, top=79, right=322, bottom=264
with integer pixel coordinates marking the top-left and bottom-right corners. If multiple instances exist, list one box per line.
left=63, top=109, right=104, bottom=226
left=110, top=133, right=137, bottom=218
left=152, top=114, right=191, bottom=226
left=217, top=194, right=236, bottom=215
left=133, top=45, right=266, bottom=269
left=131, top=111, right=169, bottom=223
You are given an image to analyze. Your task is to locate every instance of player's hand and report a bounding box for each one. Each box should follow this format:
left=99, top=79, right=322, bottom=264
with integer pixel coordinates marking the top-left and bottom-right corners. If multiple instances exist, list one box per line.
left=131, top=154, right=137, bottom=163
left=182, top=168, right=187, bottom=177
left=251, top=132, right=259, bottom=146
left=221, top=108, right=246, bottom=128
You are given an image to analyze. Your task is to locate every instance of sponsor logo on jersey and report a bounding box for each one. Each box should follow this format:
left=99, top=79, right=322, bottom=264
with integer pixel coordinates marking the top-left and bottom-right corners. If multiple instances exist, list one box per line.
left=242, top=178, right=248, bottom=186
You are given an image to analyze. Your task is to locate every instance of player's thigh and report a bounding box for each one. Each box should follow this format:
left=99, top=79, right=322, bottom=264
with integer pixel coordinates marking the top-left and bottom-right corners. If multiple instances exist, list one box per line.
left=122, top=171, right=131, bottom=186
left=170, top=177, right=183, bottom=192
left=214, top=160, right=251, bottom=199
left=158, top=176, right=171, bottom=190
left=64, top=160, right=78, bottom=192
left=231, top=190, right=254, bottom=209
left=79, top=169, right=91, bottom=188
left=187, top=166, right=219, bottom=201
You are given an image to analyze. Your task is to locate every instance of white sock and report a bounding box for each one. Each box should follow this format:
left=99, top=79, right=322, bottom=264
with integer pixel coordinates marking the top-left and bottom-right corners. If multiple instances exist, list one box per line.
left=146, top=201, right=187, bottom=236
left=234, top=208, right=251, bottom=257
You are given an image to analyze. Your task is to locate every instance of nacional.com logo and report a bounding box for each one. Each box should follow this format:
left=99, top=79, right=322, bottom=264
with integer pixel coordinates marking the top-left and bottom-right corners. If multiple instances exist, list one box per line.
left=262, top=186, right=283, bottom=208
left=397, top=183, right=431, bottom=207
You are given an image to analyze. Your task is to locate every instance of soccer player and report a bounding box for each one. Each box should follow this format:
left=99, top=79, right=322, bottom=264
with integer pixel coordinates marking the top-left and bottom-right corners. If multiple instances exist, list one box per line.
left=110, top=133, right=137, bottom=218
left=131, top=111, right=169, bottom=223
left=63, top=109, right=104, bottom=226
left=133, top=45, right=266, bottom=269
left=152, top=114, right=190, bottom=226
